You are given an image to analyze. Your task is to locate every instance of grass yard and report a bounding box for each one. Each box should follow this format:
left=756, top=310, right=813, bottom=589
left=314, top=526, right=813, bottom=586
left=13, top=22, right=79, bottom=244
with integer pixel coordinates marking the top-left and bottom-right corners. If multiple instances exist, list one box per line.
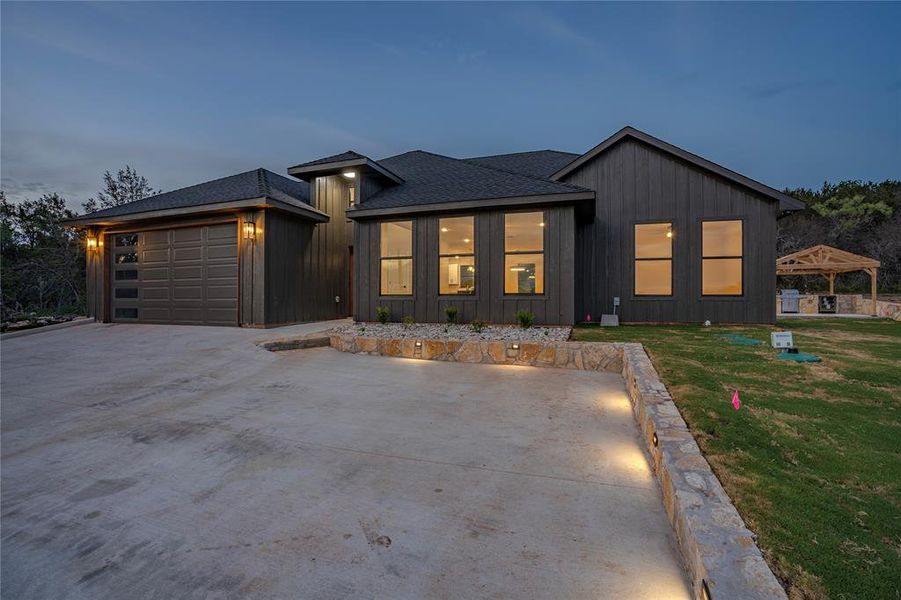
left=573, top=319, right=900, bottom=600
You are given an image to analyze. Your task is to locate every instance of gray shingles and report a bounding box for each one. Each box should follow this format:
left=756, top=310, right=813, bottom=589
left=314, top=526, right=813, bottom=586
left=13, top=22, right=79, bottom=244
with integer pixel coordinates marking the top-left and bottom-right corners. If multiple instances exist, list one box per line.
left=71, top=169, right=310, bottom=221
left=289, top=151, right=366, bottom=169
left=361, top=151, right=589, bottom=210
left=463, top=150, right=579, bottom=180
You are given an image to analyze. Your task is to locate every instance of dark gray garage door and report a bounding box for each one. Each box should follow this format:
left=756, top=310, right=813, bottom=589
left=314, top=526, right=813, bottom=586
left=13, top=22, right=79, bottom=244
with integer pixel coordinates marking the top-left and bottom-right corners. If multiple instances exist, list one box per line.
left=110, top=223, right=239, bottom=326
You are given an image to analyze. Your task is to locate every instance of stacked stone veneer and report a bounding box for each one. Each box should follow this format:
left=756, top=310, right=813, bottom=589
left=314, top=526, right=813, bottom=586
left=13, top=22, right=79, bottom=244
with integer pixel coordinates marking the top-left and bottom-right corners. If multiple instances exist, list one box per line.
left=328, top=333, right=624, bottom=372
left=328, top=331, right=788, bottom=599
left=777, top=293, right=901, bottom=320
left=621, top=343, right=786, bottom=600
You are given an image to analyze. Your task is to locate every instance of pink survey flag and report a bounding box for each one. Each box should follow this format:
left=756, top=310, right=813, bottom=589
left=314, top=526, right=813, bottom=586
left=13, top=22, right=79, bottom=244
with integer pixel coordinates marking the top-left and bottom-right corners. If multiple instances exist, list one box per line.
left=731, top=390, right=741, bottom=410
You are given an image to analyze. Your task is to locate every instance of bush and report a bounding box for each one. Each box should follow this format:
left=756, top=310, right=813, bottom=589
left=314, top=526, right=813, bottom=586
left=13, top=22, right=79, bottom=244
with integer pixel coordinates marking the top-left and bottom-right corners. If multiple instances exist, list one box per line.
left=470, top=319, right=486, bottom=333
left=402, top=315, right=415, bottom=329
left=375, top=306, right=390, bottom=324
left=445, top=305, right=459, bottom=323
left=515, top=310, right=535, bottom=329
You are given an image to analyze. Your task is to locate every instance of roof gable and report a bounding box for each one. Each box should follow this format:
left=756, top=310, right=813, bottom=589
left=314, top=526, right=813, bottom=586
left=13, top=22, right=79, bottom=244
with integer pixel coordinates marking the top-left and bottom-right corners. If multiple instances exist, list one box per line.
left=552, top=126, right=805, bottom=211
left=777, top=244, right=880, bottom=275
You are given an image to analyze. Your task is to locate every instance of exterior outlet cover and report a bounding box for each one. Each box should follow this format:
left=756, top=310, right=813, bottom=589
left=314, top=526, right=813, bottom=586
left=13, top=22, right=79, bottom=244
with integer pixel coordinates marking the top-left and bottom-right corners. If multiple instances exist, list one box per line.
left=613, top=297, right=620, bottom=306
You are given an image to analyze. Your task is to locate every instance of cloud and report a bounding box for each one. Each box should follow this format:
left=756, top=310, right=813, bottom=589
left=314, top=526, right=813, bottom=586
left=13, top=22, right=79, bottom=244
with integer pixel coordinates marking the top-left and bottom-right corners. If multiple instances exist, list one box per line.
left=741, top=78, right=834, bottom=99
left=510, top=7, right=596, bottom=49
left=0, top=127, right=250, bottom=211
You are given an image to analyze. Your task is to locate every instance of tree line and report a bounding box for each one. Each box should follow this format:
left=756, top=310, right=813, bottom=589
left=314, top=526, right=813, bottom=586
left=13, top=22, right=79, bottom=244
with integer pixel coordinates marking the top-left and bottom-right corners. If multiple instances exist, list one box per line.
left=1, top=171, right=898, bottom=321
left=1, top=167, right=156, bottom=321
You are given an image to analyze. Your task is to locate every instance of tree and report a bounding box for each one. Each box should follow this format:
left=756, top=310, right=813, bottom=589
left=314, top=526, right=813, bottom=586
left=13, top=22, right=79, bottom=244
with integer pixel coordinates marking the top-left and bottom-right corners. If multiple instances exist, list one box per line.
left=1, top=191, right=85, bottom=319
left=82, top=165, right=158, bottom=213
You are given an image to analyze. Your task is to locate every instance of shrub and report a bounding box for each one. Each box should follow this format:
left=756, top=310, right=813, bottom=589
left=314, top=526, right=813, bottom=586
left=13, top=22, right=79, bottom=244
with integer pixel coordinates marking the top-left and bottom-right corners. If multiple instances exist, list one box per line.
left=470, top=319, right=486, bottom=333
left=445, top=305, right=459, bottom=323
left=515, top=310, right=535, bottom=329
left=402, top=315, right=415, bottom=329
left=376, top=306, right=390, bottom=324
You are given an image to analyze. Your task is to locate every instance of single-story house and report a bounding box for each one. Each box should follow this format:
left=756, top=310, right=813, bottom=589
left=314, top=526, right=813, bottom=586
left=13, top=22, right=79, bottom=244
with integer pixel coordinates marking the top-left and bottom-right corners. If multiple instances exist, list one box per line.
left=67, top=126, right=803, bottom=327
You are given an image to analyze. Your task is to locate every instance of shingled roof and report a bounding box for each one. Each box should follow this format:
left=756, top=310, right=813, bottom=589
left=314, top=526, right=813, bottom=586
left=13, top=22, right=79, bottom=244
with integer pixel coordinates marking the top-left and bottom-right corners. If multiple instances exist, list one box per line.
left=68, top=168, right=313, bottom=224
left=353, top=150, right=591, bottom=212
left=464, top=150, right=579, bottom=180
left=289, top=151, right=367, bottom=170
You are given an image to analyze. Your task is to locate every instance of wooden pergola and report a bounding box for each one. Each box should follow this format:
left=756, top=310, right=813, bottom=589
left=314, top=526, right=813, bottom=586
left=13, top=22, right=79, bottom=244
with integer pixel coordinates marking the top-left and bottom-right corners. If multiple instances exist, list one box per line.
left=776, top=245, right=880, bottom=315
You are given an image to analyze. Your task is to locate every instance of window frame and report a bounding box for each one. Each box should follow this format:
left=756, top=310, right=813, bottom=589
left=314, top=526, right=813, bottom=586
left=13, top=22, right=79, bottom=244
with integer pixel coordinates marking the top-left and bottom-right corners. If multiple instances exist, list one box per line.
left=438, top=215, right=477, bottom=297
left=503, top=210, right=547, bottom=297
left=632, top=220, right=674, bottom=298
left=700, top=217, right=745, bottom=298
left=378, top=220, right=415, bottom=297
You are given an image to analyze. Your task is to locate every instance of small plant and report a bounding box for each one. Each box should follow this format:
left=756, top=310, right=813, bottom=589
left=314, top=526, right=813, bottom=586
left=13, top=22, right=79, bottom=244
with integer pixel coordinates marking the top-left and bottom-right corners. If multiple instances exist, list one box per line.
left=470, top=319, right=486, bottom=333
left=445, top=305, right=459, bottom=323
left=515, top=310, right=535, bottom=329
left=402, top=315, right=415, bottom=329
left=376, top=306, right=390, bottom=324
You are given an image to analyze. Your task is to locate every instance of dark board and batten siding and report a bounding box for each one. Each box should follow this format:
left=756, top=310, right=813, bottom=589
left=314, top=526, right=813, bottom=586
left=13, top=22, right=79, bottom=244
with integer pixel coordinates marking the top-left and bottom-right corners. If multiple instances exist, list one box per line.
left=563, top=138, right=777, bottom=324
left=263, top=175, right=352, bottom=325
left=354, top=205, right=575, bottom=325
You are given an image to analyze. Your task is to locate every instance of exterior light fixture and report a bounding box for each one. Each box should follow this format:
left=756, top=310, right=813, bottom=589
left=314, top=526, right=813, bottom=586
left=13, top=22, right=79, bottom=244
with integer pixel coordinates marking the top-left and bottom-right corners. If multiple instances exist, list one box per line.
left=243, top=221, right=256, bottom=240
left=652, top=432, right=659, bottom=447
left=511, top=343, right=519, bottom=350
left=342, top=171, right=356, bottom=179
left=510, top=267, right=526, bottom=272
left=86, top=236, right=98, bottom=250
left=415, top=341, right=422, bottom=347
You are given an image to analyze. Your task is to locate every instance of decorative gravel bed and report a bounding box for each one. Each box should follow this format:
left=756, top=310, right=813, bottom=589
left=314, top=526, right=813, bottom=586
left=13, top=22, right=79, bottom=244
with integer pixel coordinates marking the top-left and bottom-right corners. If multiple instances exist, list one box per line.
left=333, top=322, right=572, bottom=342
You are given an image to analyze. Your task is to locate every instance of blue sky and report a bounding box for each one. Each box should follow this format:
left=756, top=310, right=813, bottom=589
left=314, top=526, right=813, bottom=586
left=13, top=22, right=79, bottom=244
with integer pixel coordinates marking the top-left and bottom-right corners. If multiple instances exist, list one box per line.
left=2, top=2, right=898, bottom=210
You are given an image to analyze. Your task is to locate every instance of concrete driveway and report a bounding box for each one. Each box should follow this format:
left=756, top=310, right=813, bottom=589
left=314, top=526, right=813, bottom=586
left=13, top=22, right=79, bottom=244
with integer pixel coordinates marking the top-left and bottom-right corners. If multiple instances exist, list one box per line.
left=1, top=322, right=689, bottom=599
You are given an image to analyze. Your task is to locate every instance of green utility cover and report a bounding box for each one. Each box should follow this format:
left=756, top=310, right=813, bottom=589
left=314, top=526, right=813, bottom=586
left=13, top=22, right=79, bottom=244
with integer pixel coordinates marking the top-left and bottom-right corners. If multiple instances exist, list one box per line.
left=777, top=351, right=821, bottom=362
left=721, top=334, right=764, bottom=346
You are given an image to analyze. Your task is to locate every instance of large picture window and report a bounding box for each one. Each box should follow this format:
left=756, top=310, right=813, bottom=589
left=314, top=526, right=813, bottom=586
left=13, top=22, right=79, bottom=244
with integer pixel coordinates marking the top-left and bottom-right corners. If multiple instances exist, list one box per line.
left=634, top=223, right=673, bottom=296
left=439, top=216, right=475, bottom=295
left=504, top=211, right=545, bottom=295
left=380, top=221, right=413, bottom=295
left=702, top=220, right=743, bottom=295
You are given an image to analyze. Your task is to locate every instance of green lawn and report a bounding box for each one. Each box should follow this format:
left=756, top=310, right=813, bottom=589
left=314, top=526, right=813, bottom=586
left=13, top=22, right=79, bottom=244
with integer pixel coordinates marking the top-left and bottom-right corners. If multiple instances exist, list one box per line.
left=573, top=319, right=900, bottom=600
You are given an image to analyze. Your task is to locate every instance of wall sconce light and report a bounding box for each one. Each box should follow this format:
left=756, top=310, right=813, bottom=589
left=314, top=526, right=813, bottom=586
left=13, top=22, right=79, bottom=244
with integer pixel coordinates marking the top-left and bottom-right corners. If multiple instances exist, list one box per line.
left=511, top=343, right=520, bottom=350
left=652, top=432, right=659, bottom=447
left=243, top=221, right=256, bottom=240
left=415, top=341, right=422, bottom=348
left=86, top=236, right=98, bottom=250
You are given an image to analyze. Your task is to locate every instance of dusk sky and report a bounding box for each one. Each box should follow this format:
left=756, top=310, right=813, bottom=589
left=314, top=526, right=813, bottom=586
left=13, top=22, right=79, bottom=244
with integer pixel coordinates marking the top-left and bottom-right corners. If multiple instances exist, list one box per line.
left=2, top=1, right=899, bottom=211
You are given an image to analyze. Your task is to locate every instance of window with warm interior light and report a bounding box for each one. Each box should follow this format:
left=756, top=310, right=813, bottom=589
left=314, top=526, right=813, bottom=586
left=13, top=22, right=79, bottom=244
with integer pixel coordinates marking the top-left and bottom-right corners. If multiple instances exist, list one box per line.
left=380, top=221, right=413, bottom=295
left=634, top=223, right=673, bottom=296
left=439, top=216, right=475, bottom=295
left=504, top=211, right=545, bottom=294
left=702, top=220, right=743, bottom=295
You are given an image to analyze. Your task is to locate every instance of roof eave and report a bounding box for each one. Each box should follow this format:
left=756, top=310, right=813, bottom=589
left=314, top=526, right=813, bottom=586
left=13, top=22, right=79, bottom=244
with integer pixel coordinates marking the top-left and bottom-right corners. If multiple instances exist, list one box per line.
left=287, top=158, right=404, bottom=185
left=552, top=126, right=802, bottom=208
left=64, top=196, right=328, bottom=228
left=346, top=190, right=595, bottom=219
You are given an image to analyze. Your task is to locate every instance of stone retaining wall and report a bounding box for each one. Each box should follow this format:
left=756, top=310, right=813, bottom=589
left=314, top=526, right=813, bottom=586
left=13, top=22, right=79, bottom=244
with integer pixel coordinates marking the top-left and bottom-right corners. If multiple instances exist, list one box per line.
left=328, top=333, right=624, bottom=372
left=326, top=332, right=787, bottom=599
left=622, top=344, right=786, bottom=600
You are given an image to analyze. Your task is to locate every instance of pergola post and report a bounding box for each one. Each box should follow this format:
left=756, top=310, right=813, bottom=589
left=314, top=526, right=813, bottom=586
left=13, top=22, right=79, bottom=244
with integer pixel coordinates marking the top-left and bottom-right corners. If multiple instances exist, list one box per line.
left=869, top=268, right=878, bottom=316
left=827, top=272, right=835, bottom=295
